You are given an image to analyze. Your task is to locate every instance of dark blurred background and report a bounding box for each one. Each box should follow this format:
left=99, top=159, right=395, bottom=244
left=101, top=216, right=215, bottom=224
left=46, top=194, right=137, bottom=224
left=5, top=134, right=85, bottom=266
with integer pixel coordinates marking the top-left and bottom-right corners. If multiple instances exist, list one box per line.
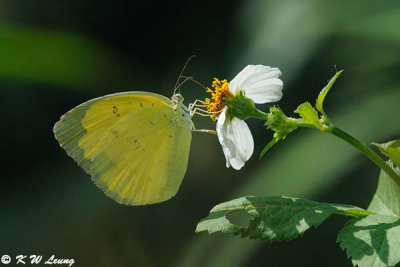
left=1, top=0, right=399, bottom=266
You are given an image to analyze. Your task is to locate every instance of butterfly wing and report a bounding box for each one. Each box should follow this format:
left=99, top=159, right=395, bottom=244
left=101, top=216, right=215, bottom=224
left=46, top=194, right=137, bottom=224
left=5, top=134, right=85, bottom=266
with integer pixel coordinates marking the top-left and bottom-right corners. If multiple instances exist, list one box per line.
left=53, top=92, right=192, bottom=205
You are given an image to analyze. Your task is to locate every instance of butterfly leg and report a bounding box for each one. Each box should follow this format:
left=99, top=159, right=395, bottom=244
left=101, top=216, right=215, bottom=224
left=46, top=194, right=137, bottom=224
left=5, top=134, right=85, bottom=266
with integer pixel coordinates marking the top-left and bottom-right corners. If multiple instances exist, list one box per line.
left=191, top=124, right=218, bottom=136
left=189, top=99, right=208, bottom=113
left=189, top=107, right=218, bottom=118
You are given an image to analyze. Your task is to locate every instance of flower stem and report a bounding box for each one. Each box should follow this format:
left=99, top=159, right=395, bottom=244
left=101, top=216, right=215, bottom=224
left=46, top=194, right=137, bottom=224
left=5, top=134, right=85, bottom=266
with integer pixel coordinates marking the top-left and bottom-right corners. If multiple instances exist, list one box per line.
left=327, top=126, right=400, bottom=187
left=251, top=109, right=268, bottom=120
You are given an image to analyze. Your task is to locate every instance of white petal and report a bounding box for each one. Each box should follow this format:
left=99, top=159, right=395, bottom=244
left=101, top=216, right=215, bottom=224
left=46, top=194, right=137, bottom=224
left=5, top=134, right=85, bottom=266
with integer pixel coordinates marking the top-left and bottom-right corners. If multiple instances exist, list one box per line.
left=217, top=108, right=234, bottom=168
left=230, top=117, right=254, bottom=162
left=229, top=65, right=254, bottom=95
left=244, top=78, right=283, bottom=103
left=217, top=106, right=227, bottom=126
left=229, top=65, right=283, bottom=104
left=229, top=156, right=245, bottom=170
left=216, top=108, right=254, bottom=170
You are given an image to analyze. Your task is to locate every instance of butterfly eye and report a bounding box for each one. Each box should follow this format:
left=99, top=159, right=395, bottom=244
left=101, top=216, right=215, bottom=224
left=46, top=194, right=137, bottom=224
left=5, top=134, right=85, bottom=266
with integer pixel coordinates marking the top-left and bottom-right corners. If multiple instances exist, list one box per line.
left=172, top=93, right=184, bottom=103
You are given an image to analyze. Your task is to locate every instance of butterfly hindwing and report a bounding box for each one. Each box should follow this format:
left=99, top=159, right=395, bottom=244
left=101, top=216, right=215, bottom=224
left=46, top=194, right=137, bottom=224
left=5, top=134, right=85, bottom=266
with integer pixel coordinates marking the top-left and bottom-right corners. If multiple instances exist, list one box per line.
left=54, top=92, right=192, bottom=205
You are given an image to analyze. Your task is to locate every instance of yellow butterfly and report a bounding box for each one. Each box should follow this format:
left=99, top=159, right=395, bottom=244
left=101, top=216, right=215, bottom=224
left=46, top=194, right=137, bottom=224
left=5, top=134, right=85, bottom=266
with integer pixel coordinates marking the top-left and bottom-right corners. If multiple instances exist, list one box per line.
left=53, top=91, right=192, bottom=205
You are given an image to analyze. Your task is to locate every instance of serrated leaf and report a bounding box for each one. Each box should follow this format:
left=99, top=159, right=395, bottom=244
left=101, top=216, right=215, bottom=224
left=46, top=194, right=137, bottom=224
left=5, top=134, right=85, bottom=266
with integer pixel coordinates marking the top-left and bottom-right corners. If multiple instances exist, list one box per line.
left=368, top=166, right=400, bottom=217
left=339, top=167, right=400, bottom=266
left=196, top=196, right=368, bottom=242
left=315, top=70, right=343, bottom=116
left=337, top=214, right=400, bottom=267
left=294, top=102, right=321, bottom=128
left=372, top=140, right=400, bottom=167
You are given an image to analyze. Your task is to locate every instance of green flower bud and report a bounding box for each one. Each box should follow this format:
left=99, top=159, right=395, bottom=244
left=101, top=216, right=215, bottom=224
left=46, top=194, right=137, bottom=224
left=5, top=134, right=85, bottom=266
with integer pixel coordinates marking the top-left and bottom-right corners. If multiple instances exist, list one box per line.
left=265, top=106, right=298, bottom=140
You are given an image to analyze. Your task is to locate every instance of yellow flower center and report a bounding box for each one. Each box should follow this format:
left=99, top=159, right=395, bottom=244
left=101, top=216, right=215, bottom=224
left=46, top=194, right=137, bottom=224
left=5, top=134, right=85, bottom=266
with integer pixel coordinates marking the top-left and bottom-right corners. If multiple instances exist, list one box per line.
left=204, top=78, right=233, bottom=121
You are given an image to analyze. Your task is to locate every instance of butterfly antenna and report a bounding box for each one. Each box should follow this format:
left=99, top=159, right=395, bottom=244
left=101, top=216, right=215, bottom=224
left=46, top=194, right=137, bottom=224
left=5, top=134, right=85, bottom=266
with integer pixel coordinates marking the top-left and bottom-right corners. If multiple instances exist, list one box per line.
left=180, top=75, right=208, bottom=91
left=174, top=55, right=196, bottom=95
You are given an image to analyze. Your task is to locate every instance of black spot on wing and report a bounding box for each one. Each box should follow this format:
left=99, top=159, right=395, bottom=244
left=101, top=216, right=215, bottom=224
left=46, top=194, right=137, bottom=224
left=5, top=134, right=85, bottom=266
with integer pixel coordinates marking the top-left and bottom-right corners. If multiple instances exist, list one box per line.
left=110, top=129, right=118, bottom=137
left=112, top=106, right=120, bottom=117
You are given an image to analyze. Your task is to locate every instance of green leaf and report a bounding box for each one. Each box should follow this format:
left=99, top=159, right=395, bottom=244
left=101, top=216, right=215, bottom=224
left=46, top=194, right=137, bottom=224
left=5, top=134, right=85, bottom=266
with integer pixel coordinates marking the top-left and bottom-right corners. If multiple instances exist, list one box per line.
left=315, top=70, right=343, bottom=116
left=196, top=196, right=369, bottom=242
left=372, top=140, right=400, bottom=167
left=368, top=167, right=400, bottom=217
left=294, top=102, right=321, bottom=128
left=337, top=214, right=400, bottom=267
left=338, top=168, right=400, bottom=266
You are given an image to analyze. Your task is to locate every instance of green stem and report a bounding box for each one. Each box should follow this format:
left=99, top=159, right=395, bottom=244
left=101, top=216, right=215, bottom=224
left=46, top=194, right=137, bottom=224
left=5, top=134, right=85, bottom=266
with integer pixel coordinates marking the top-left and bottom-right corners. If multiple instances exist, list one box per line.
left=292, top=120, right=316, bottom=129
left=251, top=109, right=268, bottom=120
left=327, top=126, right=400, bottom=187
left=252, top=108, right=316, bottom=128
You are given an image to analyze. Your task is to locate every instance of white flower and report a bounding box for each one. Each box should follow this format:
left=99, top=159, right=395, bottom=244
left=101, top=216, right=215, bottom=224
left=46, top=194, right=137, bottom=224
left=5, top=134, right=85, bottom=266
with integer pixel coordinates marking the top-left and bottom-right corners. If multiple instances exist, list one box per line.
left=217, top=65, right=283, bottom=170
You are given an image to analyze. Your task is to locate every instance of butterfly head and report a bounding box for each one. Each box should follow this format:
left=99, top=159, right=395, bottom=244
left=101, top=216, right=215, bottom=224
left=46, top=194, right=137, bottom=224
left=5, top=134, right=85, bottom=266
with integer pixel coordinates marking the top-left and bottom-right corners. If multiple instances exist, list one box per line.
left=172, top=93, right=184, bottom=105
left=172, top=93, right=190, bottom=113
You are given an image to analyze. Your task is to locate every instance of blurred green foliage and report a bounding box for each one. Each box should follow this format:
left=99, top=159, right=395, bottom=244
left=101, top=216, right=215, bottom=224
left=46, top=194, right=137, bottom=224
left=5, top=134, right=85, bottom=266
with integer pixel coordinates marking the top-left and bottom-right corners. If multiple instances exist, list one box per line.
left=1, top=0, right=399, bottom=266
left=0, top=24, right=114, bottom=88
